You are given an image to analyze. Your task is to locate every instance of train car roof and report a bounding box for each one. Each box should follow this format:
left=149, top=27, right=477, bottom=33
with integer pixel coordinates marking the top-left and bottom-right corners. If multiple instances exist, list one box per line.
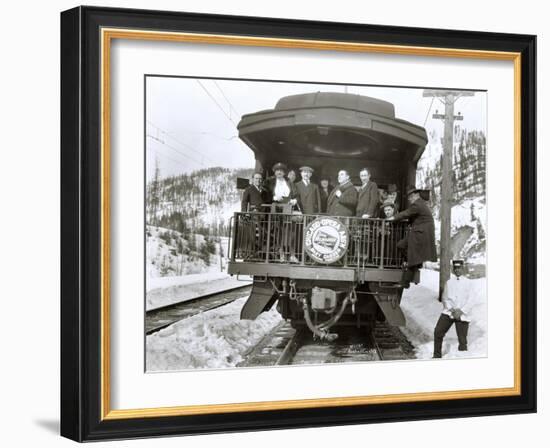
left=238, top=92, right=428, bottom=164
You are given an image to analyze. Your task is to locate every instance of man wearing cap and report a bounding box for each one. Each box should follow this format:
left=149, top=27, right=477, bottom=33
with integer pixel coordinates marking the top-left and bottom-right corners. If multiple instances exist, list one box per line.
left=388, top=185, right=437, bottom=287
left=380, top=200, right=396, bottom=219
left=433, top=260, right=473, bottom=358
left=356, top=168, right=379, bottom=218
left=327, top=169, right=358, bottom=217
left=295, top=166, right=321, bottom=215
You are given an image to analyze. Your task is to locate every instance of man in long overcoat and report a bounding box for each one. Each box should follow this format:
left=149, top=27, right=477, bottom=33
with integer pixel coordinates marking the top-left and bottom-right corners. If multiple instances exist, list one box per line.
left=327, top=170, right=358, bottom=217
left=389, top=185, right=437, bottom=287
left=295, top=166, right=321, bottom=215
left=356, top=167, right=379, bottom=218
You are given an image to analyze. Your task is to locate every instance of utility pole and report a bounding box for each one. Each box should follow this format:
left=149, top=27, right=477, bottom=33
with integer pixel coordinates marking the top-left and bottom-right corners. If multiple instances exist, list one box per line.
left=422, top=90, right=474, bottom=300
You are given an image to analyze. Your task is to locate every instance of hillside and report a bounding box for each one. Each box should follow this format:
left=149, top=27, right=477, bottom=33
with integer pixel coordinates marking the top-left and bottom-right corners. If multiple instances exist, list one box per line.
left=146, top=166, right=254, bottom=236
left=417, top=128, right=487, bottom=265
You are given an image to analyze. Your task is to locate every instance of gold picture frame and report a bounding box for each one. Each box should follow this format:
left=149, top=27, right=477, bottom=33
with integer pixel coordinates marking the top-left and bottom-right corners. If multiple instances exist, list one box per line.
left=61, top=6, right=536, bottom=441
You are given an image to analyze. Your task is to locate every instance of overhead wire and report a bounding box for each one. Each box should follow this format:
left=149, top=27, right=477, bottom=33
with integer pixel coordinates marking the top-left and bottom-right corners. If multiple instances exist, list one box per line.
left=213, top=80, right=241, bottom=120
left=146, top=120, right=215, bottom=164
left=146, top=133, right=205, bottom=167
left=196, top=79, right=239, bottom=127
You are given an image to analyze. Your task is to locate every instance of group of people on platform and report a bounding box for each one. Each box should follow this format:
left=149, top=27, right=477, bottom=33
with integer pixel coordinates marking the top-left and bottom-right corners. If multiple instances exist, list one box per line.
left=241, top=162, right=437, bottom=285
left=241, top=162, right=400, bottom=219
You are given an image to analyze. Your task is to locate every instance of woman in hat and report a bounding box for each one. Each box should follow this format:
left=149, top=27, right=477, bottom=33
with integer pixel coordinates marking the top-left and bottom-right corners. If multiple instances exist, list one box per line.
left=265, top=162, right=299, bottom=263
left=388, top=185, right=437, bottom=288
left=319, top=176, right=333, bottom=213
left=265, top=162, right=297, bottom=207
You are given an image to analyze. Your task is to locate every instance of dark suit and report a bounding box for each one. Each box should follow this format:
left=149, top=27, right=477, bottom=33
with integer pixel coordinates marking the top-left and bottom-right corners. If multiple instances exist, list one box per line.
left=392, top=198, right=437, bottom=266
left=327, top=181, right=358, bottom=217
left=319, top=186, right=333, bottom=213
left=241, top=185, right=268, bottom=212
left=356, top=181, right=379, bottom=218
left=295, top=180, right=321, bottom=215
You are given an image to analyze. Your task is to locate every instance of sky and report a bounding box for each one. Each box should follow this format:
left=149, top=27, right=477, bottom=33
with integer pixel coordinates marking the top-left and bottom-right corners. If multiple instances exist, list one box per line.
left=145, top=76, right=487, bottom=180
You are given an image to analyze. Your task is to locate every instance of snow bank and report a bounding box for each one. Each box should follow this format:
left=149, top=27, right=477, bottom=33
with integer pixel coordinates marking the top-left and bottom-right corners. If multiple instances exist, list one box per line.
left=146, top=297, right=282, bottom=371
left=401, top=269, right=487, bottom=360
left=146, top=272, right=252, bottom=311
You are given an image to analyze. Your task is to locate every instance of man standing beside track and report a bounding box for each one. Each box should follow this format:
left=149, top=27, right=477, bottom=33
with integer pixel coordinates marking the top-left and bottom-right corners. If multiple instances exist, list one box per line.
left=433, top=259, right=473, bottom=358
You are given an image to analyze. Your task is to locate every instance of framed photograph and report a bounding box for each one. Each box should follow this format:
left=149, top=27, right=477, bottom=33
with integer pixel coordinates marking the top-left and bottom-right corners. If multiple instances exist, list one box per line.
left=60, top=6, right=536, bottom=442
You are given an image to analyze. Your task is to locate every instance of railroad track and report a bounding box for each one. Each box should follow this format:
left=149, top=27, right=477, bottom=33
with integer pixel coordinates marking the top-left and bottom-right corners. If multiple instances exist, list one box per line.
left=146, top=284, right=252, bottom=335
left=238, top=321, right=415, bottom=367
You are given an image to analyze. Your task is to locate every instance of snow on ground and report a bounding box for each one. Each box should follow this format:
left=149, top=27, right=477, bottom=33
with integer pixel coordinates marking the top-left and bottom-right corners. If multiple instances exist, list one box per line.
left=401, top=269, right=487, bottom=360
left=146, top=297, right=282, bottom=371
left=146, top=271, right=252, bottom=311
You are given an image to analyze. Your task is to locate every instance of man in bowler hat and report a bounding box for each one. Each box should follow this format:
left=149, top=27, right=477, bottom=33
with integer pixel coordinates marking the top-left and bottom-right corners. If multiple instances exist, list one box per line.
left=388, top=185, right=437, bottom=287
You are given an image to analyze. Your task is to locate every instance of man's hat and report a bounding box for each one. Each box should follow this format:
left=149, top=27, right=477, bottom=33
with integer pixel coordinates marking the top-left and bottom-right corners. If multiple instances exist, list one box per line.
left=387, top=184, right=398, bottom=193
left=452, top=259, right=465, bottom=269
left=406, top=185, right=421, bottom=196
left=272, top=162, right=287, bottom=173
left=381, top=200, right=395, bottom=209
left=299, top=165, right=314, bottom=173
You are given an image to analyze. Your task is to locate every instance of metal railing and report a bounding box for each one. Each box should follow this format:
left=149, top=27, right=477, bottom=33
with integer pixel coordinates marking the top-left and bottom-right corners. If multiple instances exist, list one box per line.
left=230, top=212, right=407, bottom=269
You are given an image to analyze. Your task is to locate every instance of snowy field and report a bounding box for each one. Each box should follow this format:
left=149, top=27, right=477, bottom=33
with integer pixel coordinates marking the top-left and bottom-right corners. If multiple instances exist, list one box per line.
left=146, top=270, right=252, bottom=311
left=146, top=268, right=487, bottom=372
left=401, top=269, right=487, bottom=360
left=146, top=296, right=282, bottom=372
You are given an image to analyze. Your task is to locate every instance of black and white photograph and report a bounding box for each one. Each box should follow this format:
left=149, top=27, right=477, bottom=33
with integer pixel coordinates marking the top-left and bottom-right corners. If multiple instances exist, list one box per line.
left=144, top=77, right=488, bottom=372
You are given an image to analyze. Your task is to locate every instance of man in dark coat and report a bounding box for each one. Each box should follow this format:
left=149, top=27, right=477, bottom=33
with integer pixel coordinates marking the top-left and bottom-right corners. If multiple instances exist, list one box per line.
left=319, top=177, right=333, bottom=213
left=241, top=172, right=268, bottom=212
left=389, top=185, right=437, bottom=287
left=356, top=167, right=379, bottom=218
left=295, top=166, right=321, bottom=215
left=327, top=170, right=358, bottom=217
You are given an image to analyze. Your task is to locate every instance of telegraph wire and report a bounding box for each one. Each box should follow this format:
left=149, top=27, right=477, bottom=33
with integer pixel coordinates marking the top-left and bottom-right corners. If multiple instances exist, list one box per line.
left=196, top=79, right=239, bottom=127
left=423, top=96, right=435, bottom=127
left=146, top=120, right=215, bottom=164
left=151, top=148, right=189, bottom=169
left=213, top=80, right=241, bottom=120
left=146, top=133, right=205, bottom=167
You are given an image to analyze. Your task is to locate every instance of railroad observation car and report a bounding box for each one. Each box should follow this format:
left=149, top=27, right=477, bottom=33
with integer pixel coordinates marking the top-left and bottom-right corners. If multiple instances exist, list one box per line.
left=228, top=92, right=428, bottom=340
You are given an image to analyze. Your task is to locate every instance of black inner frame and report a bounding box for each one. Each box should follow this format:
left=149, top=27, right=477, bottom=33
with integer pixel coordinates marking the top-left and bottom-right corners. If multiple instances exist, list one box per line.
left=60, top=6, right=537, bottom=442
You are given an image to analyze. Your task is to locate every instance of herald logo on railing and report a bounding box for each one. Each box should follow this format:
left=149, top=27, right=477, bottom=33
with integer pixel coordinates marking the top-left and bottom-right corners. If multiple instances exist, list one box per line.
left=304, top=217, right=349, bottom=264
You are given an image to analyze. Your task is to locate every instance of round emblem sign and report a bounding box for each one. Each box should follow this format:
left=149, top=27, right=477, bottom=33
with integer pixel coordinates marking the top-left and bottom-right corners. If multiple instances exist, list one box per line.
left=304, top=217, right=349, bottom=264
